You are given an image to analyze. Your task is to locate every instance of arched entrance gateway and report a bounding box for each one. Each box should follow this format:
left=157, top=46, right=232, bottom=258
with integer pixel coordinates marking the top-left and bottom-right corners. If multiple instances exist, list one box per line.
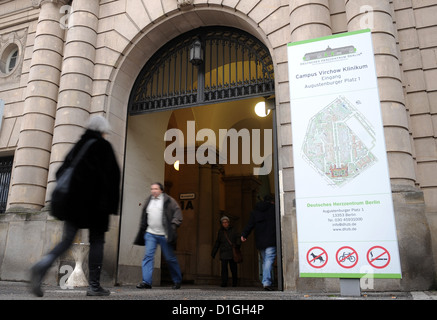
left=116, top=26, right=282, bottom=288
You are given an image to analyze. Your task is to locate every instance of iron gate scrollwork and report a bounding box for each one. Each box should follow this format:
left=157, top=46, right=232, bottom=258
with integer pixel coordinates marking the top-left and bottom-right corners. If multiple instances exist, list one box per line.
left=129, top=27, right=275, bottom=115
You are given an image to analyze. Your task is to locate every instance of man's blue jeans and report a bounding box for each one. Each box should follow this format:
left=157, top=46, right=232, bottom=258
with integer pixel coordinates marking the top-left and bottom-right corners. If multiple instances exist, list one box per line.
left=259, top=246, right=277, bottom=287
left=141, top=232, right=182, bottom=285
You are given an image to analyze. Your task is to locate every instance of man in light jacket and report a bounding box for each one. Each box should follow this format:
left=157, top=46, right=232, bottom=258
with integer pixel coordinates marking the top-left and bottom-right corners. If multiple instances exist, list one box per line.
left=134, top=182, right=183, bottom=289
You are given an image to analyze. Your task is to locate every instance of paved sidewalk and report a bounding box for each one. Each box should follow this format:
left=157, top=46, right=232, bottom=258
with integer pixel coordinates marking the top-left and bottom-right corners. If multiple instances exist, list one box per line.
left=2, top=281, right=435, bottom=319
left=1, top=280, right=435, bottom=300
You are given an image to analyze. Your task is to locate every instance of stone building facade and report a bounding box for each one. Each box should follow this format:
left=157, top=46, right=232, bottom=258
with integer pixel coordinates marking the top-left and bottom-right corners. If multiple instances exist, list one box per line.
left=0, top=0, right=436, bottom=292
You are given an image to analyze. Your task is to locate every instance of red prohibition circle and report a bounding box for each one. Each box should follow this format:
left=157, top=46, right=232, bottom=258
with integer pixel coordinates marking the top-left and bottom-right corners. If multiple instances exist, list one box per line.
left=336, top=246, right=358, bottom=269
left=306, top=247, right=328, bottom=269
left=367, top=246, right=391, bottom=269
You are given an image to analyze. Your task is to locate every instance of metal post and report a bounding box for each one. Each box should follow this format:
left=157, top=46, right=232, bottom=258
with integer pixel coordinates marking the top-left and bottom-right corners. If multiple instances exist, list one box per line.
left=340, top=278, right=361, bottom=296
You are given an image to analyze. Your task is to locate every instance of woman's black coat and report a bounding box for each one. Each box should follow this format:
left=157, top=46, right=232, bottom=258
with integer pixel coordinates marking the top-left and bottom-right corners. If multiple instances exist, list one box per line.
left=211, top=226, right=241, bottom=260
left=52, top=130, right=121, bottom=232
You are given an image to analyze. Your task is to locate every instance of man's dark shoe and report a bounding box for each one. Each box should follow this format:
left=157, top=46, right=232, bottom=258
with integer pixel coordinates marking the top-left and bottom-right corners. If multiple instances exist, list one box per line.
left=136, top=282, right=152, bottom=289
left=263, top=286, right=274, bottom=291
left=172, top=283, right=181, bottom=289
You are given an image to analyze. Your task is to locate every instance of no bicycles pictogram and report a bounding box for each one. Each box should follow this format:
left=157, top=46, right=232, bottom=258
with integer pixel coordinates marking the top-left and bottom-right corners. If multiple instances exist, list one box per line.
left=306, top=247, right=328, bottom=269
left=336, top=246, right=358, bottom=269
left=367, top=246, right=391, bottom=269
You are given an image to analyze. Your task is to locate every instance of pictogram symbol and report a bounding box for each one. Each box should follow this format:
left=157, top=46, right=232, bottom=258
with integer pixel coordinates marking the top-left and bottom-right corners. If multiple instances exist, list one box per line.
left=367, top=246, right=390, bottom=269
left=306, top=247, right=328, bottom=269
left=336, top=246, right=358, bottom=268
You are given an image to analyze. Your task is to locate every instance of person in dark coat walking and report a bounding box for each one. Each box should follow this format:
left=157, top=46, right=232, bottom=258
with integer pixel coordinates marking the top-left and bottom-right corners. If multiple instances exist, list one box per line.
left=241, top=195, right=276, bottom=290
left=134, top=182, right=183, bottom=289
left=211, top=216, right=241, bottom=287
left=30, top=115, right=121, bottom=297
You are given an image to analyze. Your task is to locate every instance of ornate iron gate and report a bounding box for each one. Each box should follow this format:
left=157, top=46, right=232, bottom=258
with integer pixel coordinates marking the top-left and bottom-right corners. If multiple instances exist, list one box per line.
left=129, top=27, right=275, bottom=115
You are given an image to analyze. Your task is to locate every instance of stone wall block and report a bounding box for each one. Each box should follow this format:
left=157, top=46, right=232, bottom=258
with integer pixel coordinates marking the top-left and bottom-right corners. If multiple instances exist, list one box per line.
left=27, top=65, right=61, bottom=85
left=20, top=113, right=55, bottom=135
left=392, top=186, right=435, bottom=290
left=404, top=69, right=427, bottom=93
left=53, top=107, right=90, bottom=129
left=16, top=131, right=53, bottom=151
left=70, top=11, right=98, bottom=31
left=30, top=50, right=63, bottom=70
left=414, top=138, right=437, bottom=162
left=65, top=26, right=97, bottom=47
left=20, top=99, right=56, bottom=119
left=259, top=6, right=289, bottom=35
left=59, top=73, right=93, bottom=95
left=26, top=80, right=60, bottom=103
left=36, top=19, right=65, bottom=40
left=377, top=78, right=406, bottom=106
left=410, top=114, right=434, bottom=138
left=72, top=0, right=100, bottom=16
left=62, top=56, right=95, bottom=79
left=290, top=3, right=332, bottom=41
left=374, top=55, right=402, bottom=80
left=417, top=26, right=437, bottom=48
left=33, top=33, right=65, bottom=56
left=11, top=166, right=48, bottom=187
left=386, top=152, right=417, bottom=184
left=372, top=33, right=399, bottom=58
left=384, top=126, right=413, bottom=154
left=14, top=148, right=51, bottom=169
left=8, top=185, right=47, bottom=209
left=380, top=102, right=410, bottom=129
left=125, top=1, right=151, bottom=31
left=50, top=124, right=85, bottom=147
left=57, top=90, right=92, bottom=110
left=143, top=0, right=165, bottom=22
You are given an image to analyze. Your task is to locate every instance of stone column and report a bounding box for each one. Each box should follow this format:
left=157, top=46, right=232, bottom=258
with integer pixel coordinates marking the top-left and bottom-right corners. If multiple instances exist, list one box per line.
left=45, top=0, right=99, bottom=203
left=345, top=0, right=434, bottom=290
left=197, top=164, right=213, bottom=276
left=285, top=0, right=332, bottom=291
left=289, top=0, right=332, bottom=42
left=8, top=0, right=68, bottom=210
left=344, top=0, right=416, bottom=186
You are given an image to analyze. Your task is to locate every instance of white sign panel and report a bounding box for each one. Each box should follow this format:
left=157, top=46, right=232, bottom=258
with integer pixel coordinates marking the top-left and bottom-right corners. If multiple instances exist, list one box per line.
left=287, top=30, right=401, bottom=279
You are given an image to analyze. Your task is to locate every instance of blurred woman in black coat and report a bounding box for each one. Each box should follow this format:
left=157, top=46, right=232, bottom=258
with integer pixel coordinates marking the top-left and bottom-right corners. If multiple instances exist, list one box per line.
left=211, top=216, right=241, bottom=287
left=30, top=115, right=120, bottom=297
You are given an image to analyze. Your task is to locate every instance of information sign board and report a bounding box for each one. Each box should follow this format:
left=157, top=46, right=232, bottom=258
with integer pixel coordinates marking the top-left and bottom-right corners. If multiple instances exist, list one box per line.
left=287, top=30, right=402, bottom=279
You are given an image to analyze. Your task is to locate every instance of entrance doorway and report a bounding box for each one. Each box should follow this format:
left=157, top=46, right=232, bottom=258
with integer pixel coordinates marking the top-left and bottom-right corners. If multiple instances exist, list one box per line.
left=117, top=26, right=279, bottom=287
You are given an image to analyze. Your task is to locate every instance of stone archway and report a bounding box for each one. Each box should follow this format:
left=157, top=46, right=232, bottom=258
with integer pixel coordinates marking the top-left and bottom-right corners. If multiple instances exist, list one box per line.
left=112, top=19, right=278, bottom=285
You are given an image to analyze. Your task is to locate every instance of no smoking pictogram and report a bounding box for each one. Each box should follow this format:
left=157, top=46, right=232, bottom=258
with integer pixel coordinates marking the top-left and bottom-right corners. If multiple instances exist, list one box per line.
left=367, top=246, right=391, bottom=269
left=336, top=246, right=358, bottom=268
left=306, top=247, right=328, bottom=269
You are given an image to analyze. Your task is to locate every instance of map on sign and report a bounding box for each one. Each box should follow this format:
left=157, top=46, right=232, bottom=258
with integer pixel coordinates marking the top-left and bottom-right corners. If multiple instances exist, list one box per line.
left=301, top=96, right=377, bottom=187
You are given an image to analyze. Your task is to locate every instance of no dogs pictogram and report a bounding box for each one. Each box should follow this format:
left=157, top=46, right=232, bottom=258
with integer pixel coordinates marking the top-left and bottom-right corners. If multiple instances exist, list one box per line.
left=367, top=246, right=391, bottom=269
left=306, top=247, right=328, bottom=268
left=336, top=246, right=358, bottom=268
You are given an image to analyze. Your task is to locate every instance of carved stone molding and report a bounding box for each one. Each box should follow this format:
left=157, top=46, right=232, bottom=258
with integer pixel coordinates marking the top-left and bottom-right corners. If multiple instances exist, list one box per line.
left=32, top=0, right=72, bottom=9
left=177, top=0, right=194, bottom=10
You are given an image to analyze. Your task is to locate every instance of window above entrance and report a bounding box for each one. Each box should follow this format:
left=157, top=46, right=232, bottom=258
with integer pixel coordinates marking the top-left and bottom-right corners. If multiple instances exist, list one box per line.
left=129, top=27, right=275, bottom=115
